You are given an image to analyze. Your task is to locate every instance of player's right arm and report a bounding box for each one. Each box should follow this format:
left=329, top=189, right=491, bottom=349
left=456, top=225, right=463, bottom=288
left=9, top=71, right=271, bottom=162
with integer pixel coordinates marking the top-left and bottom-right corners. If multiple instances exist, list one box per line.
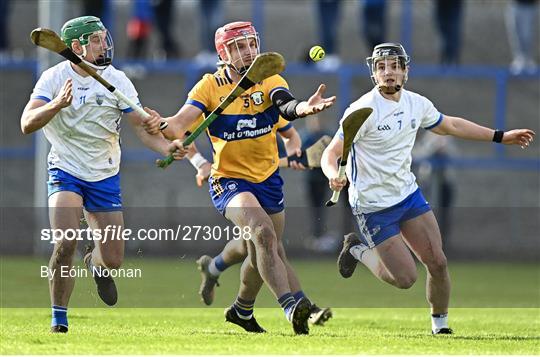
left=159, top=75, right=214, bottom=178
left=20, top=78, right=72, bottom=134
left=159, top=74, right=213, bottom=140
left=160, top=104, right=203, bottom=141
left=160, top=106, right=213, bottom=179
left=271, top=84, right=336, bottom=121
left=321, top=134, right=347, bottom=191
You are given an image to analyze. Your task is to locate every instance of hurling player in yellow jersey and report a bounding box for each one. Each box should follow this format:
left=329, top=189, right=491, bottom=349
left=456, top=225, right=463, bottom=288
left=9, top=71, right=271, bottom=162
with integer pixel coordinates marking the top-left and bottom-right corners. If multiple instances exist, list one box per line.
left=155, top=21, right=335, bottom=334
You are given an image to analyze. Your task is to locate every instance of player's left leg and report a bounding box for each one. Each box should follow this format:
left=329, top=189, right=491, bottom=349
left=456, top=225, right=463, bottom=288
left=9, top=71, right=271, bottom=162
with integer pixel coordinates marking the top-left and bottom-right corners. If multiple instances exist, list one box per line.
left=269, top=211, right=333, bottom=326
left=400, top=210, right=452, bottom=334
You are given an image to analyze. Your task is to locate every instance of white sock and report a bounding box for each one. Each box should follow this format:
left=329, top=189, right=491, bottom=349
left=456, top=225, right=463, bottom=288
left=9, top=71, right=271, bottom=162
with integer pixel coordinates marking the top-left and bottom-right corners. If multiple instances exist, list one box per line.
left=208, top=259, right=221, bottom=277
left=349, top=244, right=367, bottom=262
left=431, top=313, right=449, bottom=332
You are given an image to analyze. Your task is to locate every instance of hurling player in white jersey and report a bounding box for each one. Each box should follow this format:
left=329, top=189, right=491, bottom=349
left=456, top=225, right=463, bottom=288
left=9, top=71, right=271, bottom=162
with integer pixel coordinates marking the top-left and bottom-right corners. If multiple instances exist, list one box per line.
left=321, top=43, right=535, bottom=335
left=20, top=16, right=185, bottom=333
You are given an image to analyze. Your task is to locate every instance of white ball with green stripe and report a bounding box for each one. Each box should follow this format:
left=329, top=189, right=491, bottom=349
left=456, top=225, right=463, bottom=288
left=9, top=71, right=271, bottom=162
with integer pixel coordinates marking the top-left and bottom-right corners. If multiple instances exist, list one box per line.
left=309, top=45, right=326, bottom=62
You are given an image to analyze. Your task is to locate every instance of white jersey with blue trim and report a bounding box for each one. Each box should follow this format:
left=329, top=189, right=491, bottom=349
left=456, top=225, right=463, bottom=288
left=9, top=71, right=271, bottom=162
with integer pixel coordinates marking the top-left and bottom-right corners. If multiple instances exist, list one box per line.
left=31, top=61, right=139, bottom=181
left=337, top=87, right=442, bottom=213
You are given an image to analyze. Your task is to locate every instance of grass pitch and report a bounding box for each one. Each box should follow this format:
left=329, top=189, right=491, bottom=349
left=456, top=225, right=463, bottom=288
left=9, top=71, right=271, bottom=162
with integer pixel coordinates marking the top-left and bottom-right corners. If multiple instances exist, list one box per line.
left=0, top=258, right=538, bottom=354
left=1, top=308, right=538, bottom=354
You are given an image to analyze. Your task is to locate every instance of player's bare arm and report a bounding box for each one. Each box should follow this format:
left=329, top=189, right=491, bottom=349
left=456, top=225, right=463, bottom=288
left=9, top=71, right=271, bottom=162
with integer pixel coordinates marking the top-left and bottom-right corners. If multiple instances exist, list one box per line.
left=279, top=127, right=305, bottom=170
left=20, top=78, right=73, bottom=134
left=321, top=135, right=347, bottom=191
left=431, top=115, right=535, bottom=148
left=140, top=107, right=165, bottom=135
left=294, top=84, right=336, bottom=117
left=126, top=111, right=186, bottom=159
left=159, top=104, right=203, bottom=140
left=270, top=84, right=336, bottom=122
left=193, top=151, right=211, bottom=188
left=182, top=142, right=211, bottom=187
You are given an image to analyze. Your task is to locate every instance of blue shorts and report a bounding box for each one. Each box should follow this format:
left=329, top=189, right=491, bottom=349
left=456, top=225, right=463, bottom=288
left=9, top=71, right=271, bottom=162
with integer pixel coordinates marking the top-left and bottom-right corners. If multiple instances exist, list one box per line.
left=209, top=170, right=284, bottom=216
left=354, top=188, right=431, bottom=248
left=47, top=168, right=122, bottom=212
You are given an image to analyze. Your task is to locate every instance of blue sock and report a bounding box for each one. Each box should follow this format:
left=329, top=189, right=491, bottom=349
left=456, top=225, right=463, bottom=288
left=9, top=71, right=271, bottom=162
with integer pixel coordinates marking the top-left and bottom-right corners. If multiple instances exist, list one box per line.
left=278, top=293, right=296, bottom=321
left=293, top=290, right=306, bottom=301
left=233, top=296, right=255, bottom=320
left=208, top=254, right=229, bottom=277
left=51, top=305, right=68, bottom=327
left=214, top=254, right=228, bottom=271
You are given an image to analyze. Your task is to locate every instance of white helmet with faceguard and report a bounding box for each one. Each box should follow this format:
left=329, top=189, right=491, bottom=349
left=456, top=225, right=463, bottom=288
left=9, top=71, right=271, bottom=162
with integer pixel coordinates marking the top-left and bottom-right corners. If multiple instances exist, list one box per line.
left=61, top=16, right=114, bottom=70
left=214, top=21, right=260, bottom=75
left=366, top=43, right=410, bottom=94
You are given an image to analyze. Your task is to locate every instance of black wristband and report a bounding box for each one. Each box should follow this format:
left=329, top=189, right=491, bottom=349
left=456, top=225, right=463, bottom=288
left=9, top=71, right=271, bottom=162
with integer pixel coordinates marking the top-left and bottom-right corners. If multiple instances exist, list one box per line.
left=492, top=130, right=504, bottom=143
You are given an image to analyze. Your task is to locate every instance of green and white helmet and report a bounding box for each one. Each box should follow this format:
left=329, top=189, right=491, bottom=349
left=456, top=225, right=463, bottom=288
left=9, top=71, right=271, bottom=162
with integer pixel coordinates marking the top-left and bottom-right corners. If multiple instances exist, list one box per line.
left=61, top=16, right=113, bottom=69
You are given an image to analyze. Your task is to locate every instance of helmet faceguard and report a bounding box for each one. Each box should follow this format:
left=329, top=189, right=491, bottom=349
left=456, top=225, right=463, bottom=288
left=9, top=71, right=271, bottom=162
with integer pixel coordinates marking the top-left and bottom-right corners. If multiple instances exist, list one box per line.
left=61, top=16, right=114, bottom=70
left=366, top=43, right=410, bottom=94
left=215, top=21, right=260, bottom=75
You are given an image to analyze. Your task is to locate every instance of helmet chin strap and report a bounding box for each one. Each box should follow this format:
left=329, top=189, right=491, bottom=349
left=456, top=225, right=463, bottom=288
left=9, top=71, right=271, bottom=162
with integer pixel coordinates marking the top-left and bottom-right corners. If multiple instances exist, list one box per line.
left=377, top=83, right=402, bottom=94
left=223, top=53, right=243, bottom=76
left=225, top=57, right=250, bottom=76
left=82, top=58, right=106, bottom=72
left=233, top=65, right=249, bottom=75
left=227, top=55, right=251, bottom=75
left=79, top=43, right=109, bottom=70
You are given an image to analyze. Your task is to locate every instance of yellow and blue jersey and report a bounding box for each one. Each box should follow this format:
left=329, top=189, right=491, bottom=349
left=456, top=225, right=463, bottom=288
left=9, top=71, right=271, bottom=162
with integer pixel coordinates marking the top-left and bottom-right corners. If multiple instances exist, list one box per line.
left=187, top=67, right=292, bottom=183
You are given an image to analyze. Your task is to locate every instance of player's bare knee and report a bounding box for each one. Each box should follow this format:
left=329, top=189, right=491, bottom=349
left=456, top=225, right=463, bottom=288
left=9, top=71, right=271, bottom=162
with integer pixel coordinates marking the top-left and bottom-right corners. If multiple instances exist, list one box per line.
left=426, top=254, right=448, bottom=277
left=394, top=272, right=417, bottom=289
left=51, top=240, right=77, bottom=264
left=251, top=223, right=277, bottom=252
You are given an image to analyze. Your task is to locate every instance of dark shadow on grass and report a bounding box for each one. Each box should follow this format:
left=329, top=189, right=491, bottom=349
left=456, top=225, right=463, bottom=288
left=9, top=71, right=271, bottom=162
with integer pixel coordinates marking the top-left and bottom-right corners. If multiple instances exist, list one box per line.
left=191, top=329, right=268, bottom=337
left=192, top=329, right=330, bottom=338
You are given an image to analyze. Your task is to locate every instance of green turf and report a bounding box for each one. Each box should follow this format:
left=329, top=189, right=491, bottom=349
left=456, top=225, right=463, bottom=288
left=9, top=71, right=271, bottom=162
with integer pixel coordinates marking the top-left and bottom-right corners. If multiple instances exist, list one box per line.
left=1, top=258, right=538, bottom=308
left=1, top=308, right=538, bottom=354
left=0, top=257, right=539, bottom=354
